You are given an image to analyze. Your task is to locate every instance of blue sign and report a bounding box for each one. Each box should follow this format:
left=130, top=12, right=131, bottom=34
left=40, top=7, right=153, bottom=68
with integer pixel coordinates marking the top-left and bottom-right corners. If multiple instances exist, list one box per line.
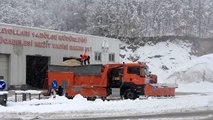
left=51, top=80, right=58, bottom=89
left=0, top=80, right=6, bottom=90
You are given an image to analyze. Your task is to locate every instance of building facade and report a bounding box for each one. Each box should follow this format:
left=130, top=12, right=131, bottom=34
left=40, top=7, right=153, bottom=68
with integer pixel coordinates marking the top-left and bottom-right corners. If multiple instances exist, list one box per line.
left=0, top=23, right=120, bottom=89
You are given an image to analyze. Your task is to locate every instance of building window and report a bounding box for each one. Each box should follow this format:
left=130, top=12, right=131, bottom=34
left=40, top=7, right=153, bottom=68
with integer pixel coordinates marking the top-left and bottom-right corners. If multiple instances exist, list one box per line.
left=109, top=53, right=115, bottom=62
left=95, top=52, right=101, bottom=61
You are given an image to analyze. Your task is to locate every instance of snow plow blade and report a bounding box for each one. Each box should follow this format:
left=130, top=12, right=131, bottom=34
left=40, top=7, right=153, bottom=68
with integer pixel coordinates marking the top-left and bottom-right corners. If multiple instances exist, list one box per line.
left=144, top=83, right=178, bottom=97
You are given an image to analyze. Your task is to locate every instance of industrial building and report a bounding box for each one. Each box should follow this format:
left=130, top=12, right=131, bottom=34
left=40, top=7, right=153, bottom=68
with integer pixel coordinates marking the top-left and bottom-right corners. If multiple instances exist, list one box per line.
left=0, top=23, right=120, bottom=89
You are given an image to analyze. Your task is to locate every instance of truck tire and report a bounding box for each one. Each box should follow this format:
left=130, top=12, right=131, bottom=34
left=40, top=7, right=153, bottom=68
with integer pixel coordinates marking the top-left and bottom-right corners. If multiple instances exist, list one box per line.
left=56, top=86, right=63, bottom=96
left=65, top=93, right=74, bottom=99
left=124, top=89, right=137, bottom=100
left=87, top=97, right=96, bottom=101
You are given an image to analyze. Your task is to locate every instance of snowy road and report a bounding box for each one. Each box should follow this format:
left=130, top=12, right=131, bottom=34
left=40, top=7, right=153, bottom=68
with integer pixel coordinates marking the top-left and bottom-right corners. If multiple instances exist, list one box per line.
left=66, top=110, right=213, bottom=120
left=1, top=108, right=213, bottom=120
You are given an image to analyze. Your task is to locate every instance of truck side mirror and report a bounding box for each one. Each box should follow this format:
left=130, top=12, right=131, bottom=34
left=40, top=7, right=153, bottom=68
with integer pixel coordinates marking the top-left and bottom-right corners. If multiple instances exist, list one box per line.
left=140, top=68, right=145, bottom=77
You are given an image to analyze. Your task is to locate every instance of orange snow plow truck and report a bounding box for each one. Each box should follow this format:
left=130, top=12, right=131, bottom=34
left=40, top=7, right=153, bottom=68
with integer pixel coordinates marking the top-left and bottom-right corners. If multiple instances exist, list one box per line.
left=48, top=62, right=177, bottom=100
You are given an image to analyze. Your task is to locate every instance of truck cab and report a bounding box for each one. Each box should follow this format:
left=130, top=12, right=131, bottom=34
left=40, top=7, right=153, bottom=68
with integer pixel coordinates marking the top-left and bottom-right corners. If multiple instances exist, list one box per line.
left=108, top=62, right=157, bottom=99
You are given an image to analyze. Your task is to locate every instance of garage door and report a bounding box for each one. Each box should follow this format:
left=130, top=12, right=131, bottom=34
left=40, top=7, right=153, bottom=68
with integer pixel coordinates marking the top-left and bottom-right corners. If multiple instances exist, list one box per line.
left=0, top=54, right=9, bottom=89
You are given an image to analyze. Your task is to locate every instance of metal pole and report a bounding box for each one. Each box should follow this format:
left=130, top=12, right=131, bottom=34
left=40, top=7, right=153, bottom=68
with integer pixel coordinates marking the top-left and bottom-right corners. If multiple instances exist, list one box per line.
left=198, top=0, right=201, bottom=38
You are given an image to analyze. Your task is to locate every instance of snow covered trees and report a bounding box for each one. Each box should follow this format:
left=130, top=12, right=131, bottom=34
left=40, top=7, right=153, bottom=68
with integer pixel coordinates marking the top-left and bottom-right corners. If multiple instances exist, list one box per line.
left=1, top=0, right=213, bottom=39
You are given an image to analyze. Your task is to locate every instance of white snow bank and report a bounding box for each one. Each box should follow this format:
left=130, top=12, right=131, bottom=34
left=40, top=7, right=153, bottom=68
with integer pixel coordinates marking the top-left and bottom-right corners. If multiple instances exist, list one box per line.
left=0, top=94, right=213, bottom=116
left=167, top=54, right=213, bottom=83
left=176, top=82, right=213, bottom=93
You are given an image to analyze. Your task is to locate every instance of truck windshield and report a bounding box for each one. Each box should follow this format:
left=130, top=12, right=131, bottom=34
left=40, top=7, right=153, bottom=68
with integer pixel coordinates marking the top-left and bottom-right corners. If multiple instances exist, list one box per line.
left=127, top=67, right=140, bottom=75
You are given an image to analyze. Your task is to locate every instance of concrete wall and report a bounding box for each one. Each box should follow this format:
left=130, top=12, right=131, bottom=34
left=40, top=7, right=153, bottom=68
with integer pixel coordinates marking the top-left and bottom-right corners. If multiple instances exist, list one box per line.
left=0, top=23, right=121, bottom=86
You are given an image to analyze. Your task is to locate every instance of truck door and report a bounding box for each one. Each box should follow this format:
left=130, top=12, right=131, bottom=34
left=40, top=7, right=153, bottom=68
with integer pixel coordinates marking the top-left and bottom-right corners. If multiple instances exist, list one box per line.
left=124, top=66, right=145, bottom=85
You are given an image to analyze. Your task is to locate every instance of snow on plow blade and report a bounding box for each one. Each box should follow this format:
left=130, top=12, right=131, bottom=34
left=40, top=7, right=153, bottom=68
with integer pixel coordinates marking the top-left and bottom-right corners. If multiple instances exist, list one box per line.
left=144, top=83, right=178, bottom=97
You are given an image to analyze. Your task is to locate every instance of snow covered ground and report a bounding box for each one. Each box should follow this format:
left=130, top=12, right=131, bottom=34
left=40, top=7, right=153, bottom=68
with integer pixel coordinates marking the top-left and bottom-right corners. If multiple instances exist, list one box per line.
left=1, top=92, right=213, bottom=119
left=1, top=40, right=213, bottom=119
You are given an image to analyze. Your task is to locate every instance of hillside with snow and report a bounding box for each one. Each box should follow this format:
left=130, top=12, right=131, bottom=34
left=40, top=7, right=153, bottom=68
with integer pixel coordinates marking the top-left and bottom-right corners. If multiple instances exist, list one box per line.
left=120, top=40, right=195, bottom=82
left=120, top=40, right=213, bottom=85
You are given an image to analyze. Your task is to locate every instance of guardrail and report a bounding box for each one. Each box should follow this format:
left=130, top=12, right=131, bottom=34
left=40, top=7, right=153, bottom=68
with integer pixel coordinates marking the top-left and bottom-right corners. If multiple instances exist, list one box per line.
left=14, top=90, right=43, bottom=102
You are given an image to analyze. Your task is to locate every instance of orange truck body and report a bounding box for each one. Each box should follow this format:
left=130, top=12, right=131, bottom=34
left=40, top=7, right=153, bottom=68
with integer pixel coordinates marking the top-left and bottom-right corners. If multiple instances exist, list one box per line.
left=48, top=63, right=176, bottom=99
left=48, top=72, right=108, bottom=97
left=144, top=84, right=176, bottom=96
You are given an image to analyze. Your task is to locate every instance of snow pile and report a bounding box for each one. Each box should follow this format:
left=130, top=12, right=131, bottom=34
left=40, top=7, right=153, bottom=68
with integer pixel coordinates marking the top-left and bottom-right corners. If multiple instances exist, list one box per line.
left=121, top=40, right=196, bottom=82
left=176, top=82, right=213, bottom=93
left=167, top=54, right=213, bottom=84
left=5, top=95, right=71, bottom=113
left=1, top=94, right=213, bottom=119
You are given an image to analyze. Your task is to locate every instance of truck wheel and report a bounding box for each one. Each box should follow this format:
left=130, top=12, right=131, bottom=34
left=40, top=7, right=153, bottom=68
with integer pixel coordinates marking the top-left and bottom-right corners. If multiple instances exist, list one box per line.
left=124, top=89, right=137, bottom=100
left=87, top=97, right=96, bottom=101
left=65, top=93, right=74, bottom=99
left=67, top=96, right=74, bottom=99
